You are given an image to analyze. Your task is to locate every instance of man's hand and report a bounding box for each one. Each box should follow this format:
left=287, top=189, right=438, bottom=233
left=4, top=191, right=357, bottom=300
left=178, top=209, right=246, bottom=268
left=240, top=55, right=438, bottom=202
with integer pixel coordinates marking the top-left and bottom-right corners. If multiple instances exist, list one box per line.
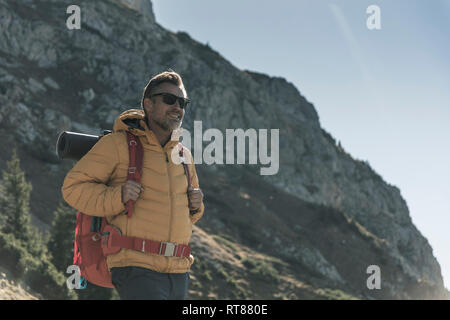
left=122, top=180, right=143, bottom=204
left=188, top=185, right=203, bottom=211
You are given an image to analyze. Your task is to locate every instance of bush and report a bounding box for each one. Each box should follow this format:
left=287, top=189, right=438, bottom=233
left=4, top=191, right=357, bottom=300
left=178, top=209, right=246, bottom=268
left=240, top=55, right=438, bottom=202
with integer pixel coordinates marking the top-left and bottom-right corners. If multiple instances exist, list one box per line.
left=0, top=232, right=28, bottom=278
left=241, top=256, right=279, bottom=283
left=25, top=259, right=71, bottom=300
left=0, top=231, right=77, bottom=300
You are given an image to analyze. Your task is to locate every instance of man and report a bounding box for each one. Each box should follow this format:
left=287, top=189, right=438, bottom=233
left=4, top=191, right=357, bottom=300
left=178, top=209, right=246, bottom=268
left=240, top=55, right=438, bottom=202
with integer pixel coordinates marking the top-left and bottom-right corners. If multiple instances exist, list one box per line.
left=62, top=71, right=204, bottom=300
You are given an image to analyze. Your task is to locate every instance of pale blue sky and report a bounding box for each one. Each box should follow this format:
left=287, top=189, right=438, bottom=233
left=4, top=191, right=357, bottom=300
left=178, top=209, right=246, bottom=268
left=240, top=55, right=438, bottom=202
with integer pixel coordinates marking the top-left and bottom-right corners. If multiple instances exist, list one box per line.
left=152, top=0, right=450, bottom=290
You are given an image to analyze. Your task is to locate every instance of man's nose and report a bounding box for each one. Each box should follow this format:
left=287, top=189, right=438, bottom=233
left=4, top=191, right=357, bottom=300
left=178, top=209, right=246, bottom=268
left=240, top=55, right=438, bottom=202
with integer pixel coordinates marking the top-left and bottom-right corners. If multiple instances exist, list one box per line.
left=173, top=100, right=184, bottom=112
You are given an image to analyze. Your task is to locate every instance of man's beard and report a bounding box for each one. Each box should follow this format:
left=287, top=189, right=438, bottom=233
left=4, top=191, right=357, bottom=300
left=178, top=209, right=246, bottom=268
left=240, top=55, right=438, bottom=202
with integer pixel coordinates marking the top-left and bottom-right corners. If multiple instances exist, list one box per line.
left=153, top=114, right=182, bottom=131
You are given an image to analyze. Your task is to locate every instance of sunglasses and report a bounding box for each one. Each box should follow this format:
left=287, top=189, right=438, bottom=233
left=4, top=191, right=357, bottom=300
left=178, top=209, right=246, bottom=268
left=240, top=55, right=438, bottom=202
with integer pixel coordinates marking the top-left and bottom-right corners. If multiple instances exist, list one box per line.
left=150, top=92, right=191, bottom=109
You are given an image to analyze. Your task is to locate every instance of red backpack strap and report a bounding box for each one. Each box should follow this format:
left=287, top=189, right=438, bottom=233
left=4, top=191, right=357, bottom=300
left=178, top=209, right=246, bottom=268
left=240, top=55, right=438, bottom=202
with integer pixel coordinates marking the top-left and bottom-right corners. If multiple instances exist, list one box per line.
left=73, top=211, right=82, bottom=265
left=179, top=144, right=200, bottom=215
left=125, top=132, right=144, bottom=218
left=178, top=143, right=192, bottom=187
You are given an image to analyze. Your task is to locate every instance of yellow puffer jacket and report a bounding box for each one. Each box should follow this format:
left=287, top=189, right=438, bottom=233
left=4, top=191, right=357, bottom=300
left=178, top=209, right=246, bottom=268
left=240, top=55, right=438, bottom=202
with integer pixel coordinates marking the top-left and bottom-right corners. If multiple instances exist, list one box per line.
left=62, top=109, right=204, bottom=273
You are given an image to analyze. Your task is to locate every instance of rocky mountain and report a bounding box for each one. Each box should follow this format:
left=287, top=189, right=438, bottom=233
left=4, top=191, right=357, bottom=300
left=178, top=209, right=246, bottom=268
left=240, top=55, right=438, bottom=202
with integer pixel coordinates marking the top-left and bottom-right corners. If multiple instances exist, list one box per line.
left=0, top=0, right=448, bottom=299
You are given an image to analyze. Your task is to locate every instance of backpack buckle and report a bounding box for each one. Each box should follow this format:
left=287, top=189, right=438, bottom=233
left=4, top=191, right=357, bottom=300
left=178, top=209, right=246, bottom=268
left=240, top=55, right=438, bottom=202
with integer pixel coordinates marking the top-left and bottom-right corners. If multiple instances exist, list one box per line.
left=159, top=242, right=176, bottom=257
left=128, top=167, right=136, bottom=174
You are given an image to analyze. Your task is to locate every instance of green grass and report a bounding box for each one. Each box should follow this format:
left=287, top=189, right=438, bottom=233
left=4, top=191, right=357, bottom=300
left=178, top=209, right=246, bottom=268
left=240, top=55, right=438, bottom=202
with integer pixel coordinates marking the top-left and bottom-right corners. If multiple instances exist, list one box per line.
left=241, top=256, right=279, bottom=283
left=315, top=288, right=359, bottom=300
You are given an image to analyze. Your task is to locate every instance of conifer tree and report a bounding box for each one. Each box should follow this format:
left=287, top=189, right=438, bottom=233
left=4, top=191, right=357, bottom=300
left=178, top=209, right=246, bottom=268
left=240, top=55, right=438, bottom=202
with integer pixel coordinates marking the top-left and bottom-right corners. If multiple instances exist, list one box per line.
left=0, top=149, right=33, bottom=243
left=48, top=199, right=77, bottom=271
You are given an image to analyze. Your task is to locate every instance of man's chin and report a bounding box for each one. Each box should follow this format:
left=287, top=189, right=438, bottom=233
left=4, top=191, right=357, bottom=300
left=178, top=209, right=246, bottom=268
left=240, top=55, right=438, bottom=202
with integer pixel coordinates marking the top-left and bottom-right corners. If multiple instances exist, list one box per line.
left=153, top=118, right=180, bottom=132
left=168, top=120, right=182, bottom=131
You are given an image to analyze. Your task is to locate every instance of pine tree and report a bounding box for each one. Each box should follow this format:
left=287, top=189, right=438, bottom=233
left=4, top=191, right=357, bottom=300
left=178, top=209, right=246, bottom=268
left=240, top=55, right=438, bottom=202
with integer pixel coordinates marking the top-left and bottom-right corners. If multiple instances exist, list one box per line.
left=48, top=199, right=77, bottom=271
left=0, top=149, right=33, bottom=243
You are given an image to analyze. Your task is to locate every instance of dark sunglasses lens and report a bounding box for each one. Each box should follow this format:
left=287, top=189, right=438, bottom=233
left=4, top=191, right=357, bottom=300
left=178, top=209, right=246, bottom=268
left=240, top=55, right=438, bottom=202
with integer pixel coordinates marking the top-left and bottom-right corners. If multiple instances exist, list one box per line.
left=179, top=99, right=188, bottom=109
left=162, top=94, right=177, bottom=105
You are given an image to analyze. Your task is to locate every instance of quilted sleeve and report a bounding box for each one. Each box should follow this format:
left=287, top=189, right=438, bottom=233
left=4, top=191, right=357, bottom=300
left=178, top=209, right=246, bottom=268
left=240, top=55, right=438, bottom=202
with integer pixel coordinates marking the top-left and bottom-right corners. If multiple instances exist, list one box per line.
left=61, top=133, right=126, bottom=217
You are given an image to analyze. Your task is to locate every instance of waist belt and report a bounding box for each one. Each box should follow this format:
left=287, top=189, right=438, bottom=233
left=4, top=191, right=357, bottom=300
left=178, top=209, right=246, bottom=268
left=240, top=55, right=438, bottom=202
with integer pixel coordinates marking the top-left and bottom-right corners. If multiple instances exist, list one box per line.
left=100, top=224, right=191, bottom=258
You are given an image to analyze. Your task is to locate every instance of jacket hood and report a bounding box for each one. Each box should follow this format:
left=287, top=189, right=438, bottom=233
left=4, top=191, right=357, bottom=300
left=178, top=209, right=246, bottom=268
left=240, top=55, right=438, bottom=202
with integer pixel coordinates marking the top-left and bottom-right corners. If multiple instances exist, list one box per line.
left=113, top=108, right=183, bottom=144
left=113, top=109, right=147, bottom=135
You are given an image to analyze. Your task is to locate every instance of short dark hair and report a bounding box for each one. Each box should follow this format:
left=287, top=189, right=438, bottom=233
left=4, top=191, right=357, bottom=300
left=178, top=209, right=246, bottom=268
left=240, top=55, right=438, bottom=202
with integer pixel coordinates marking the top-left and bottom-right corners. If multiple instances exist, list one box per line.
left=141, top=70, right=186, bottom=111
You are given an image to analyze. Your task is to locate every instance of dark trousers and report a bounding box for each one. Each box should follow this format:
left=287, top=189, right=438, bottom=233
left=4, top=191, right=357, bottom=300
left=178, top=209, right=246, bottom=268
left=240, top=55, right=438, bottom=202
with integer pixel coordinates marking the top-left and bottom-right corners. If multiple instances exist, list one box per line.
left=111, top=266, right=190, bottom=300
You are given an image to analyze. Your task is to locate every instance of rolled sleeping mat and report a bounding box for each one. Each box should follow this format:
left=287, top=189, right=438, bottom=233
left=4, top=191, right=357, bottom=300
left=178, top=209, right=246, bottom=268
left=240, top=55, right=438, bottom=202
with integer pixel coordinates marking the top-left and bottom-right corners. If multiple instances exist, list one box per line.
left=56, top=131, right=111, bottom=160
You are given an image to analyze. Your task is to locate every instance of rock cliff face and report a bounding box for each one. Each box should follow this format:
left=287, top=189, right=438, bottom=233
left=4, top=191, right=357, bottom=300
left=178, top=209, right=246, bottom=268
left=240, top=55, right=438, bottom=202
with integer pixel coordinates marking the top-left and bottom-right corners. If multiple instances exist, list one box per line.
left=116, top=0, right=154, bottom=24
left=0, top=0, right=447, bottom=299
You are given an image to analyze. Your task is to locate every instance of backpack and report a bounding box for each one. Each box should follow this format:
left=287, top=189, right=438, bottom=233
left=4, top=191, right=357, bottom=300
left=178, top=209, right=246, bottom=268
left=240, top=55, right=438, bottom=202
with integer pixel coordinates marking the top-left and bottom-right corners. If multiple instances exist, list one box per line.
left=72, top=131, right=193, bottom=288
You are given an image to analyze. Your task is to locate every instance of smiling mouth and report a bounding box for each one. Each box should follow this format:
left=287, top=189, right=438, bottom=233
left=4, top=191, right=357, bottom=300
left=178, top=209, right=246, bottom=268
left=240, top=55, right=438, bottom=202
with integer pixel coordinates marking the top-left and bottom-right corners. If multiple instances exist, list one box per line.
left=167, top=113, right=181, bottom=120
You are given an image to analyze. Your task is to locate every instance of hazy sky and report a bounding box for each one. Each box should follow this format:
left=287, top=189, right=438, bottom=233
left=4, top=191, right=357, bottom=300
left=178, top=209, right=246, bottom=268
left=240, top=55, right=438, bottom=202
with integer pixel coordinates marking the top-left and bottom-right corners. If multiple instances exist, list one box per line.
left=152, top=0, right=450, bottom=290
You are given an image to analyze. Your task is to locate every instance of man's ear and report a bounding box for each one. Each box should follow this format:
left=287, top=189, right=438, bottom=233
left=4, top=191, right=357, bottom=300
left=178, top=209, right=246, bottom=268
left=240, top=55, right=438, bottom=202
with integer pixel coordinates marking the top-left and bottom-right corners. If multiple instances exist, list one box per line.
left=143, top=97, right=153, bottom=114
